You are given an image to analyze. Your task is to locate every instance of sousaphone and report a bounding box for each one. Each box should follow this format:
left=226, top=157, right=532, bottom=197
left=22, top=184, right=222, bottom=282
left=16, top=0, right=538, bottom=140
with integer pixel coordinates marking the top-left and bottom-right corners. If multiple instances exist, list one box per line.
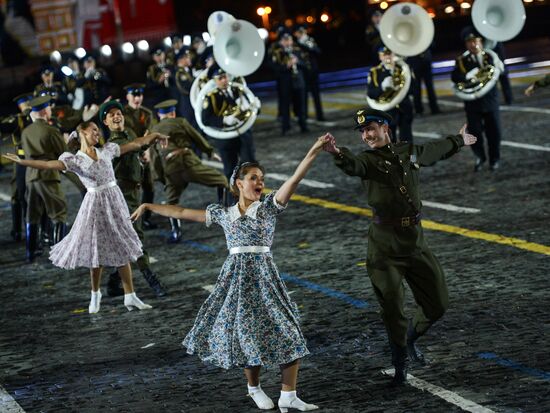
left=367, top=3, right=434, bottom=111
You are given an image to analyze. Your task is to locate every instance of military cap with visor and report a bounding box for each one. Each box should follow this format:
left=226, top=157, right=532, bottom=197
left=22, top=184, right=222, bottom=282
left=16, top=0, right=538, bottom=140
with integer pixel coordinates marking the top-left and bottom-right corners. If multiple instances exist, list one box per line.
left=154, top=99, right=178, bottom=114
left=354, top=108, right=393, bottom=130
left=99, top=99, right=124, bottom=123
left=29, top=96, right=52, bottom=112
left=13, top=93, right=33, bottom=105
left=123, top=83, right=146, bottom=95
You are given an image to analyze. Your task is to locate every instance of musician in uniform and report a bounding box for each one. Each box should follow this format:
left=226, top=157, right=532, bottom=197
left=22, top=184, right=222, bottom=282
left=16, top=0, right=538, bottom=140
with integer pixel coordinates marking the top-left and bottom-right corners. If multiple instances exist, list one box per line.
left=293, top=24, right=325, bottom=122
left=1, top=93, right=33, bottom=241
left=367, top=47, right=414, bottom=142
left=151, top=99, right=228, bottom=242
left=365, top=10, right=384, bottom=65
left=451, top=28, right=503, bottom=171
left=34, top=66, right=68, bottom=105
left=166, top=34, right=183, bottom=66
left=170, top=47, right=197, bottom=126
left=146, top=47, right=172, bottom=104
left=21, top=96, right=68, bottom=262
left=82, top=55, right=110, bottom=105
left=407, top=45, right=441, bottom=115
left=123, top=83, right=158, bottom=229
left=269, top=30, right=308, bottom=135
left=99, top=100, right=167, bottom=297
left=201, top=65, right=256, bottom=182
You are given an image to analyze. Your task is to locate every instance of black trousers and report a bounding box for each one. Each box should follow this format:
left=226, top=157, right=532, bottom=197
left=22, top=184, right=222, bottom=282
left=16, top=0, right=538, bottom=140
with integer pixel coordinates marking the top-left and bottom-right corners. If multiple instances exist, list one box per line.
left=388, top=96, right=414, bottom=143
left=279, top=79, right=307, bottom=133
left=411, top=61, right=440, bottom=114
left=211, top=131, right=256, bottom=179
left=466, top=109, right=502, bottom=164
left=305, top=70, right=324, bottom=121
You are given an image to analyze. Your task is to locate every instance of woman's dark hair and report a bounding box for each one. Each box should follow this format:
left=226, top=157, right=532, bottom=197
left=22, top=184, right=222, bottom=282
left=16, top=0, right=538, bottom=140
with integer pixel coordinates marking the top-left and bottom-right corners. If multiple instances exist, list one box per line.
left=229, top=161, right=265, bottom=196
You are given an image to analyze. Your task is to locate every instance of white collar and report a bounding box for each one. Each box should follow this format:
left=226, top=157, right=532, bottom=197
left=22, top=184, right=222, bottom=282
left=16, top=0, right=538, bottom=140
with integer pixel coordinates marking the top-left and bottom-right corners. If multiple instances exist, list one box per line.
left=228, top=201, right=261, bottom=223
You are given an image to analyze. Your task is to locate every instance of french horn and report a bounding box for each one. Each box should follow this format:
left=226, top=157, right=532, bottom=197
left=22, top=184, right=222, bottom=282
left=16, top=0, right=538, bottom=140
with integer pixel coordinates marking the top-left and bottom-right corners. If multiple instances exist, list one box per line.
left=367, top=3, right=433, bottom=111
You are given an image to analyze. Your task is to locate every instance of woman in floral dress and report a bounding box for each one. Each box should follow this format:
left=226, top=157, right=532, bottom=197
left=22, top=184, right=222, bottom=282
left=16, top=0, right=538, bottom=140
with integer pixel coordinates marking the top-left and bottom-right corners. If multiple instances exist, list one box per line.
left=131, top=135, right=330, bottom=412
left=3, top=121, right=168, bottom=314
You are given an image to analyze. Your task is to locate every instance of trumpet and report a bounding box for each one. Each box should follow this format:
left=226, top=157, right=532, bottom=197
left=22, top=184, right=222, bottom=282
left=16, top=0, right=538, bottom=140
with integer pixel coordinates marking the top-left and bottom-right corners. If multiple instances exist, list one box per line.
left=283, top=48, right=299, bottom=75
left=159, top=64, right=171, bottom=88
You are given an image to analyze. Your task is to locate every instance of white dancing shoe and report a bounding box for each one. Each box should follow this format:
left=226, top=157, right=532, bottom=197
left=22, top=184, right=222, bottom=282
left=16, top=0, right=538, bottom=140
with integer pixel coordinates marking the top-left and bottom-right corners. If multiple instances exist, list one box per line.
left=278, top=391, right=319, bottom=412
left=89, top=290, right=102, bottom=314
left=247, top=384, right=274, bottom=410
left=124, top=292, right=152, bottom=311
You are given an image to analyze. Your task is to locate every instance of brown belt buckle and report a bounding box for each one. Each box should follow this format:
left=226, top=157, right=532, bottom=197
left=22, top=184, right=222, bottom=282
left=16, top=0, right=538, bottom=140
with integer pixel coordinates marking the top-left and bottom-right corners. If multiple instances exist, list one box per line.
left=401, top=216, right=411, bottom=227
left=399, top=185, right=407, bottom=194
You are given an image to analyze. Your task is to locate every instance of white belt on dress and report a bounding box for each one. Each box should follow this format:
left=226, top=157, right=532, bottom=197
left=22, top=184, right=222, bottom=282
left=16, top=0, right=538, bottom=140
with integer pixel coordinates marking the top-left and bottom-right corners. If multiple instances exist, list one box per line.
left=229, top=246, right=270, bottom=255
left=87, top=181, right=117, bottom=193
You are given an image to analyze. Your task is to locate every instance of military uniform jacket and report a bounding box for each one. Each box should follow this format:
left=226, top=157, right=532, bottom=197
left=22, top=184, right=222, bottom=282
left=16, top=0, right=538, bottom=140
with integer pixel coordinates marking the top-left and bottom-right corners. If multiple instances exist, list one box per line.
left=123, top=105, right=153, bottom=138
left=108, top=129, right=143, bottom=184
left=201, top=86, right=247, bottom=129
left=147, top=64, right=170, bottom=89
left=173, top=67, right=194, bottom=95
left=21, top=119, right=68, bottom=183
left=269, top=44, right=306, bottom=88
left=334, top=135, right=464, bottom=257
left=83, top=69, right=110, bottom=104
left=1, top=111, right=32, bottom=155
left=151, top=117, right=214, bottom=175
left=296, top=36, right=321, bottom=72
left=367, top=62, right=412, bottom=101
left=51, top=105, right=83, bottom=132
left=451, top=50, right=499, bottom=112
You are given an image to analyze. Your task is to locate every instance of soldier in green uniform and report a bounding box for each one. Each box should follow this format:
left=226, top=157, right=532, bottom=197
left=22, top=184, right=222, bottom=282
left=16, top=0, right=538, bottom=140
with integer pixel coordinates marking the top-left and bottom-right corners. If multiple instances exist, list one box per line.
left=99, top=100, right=167, bottom=297
left=1, top=93, right=33, bottom=241
left=324, top=108, right=477, bottom=385
left=21, top=96, right=69, bottom=262
left=151, top=99, right=228, bottom=242
left=123, top=83, right=157, bottom=229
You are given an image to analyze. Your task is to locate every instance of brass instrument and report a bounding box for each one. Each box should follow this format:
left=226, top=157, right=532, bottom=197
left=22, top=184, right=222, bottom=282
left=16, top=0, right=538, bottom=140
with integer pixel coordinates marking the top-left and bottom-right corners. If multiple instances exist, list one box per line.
left=283, top=47, right=299, bottom=75
left=453, top=49, right=503, bottom=101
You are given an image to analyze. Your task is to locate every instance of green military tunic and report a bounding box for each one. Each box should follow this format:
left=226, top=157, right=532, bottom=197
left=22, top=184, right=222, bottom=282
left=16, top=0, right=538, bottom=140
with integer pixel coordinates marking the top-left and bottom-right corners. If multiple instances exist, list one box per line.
left=151, top=117, right=227, bottom=204
left=108, top=129, right=150, bottom=270
left=334, top=134, right=464, bottom=347
left=21, top=118, right=68, bottom=224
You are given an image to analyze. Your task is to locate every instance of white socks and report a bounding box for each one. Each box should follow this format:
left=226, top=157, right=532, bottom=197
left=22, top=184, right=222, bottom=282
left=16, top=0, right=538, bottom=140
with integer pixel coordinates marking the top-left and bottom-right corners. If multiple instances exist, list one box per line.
left=89, top=290, right=102, bottom=314
left=124, top=292, right=152, bottom=311
left=247, top=384, right=274, bottom=410
left=278, top=390, right=319, bottom=412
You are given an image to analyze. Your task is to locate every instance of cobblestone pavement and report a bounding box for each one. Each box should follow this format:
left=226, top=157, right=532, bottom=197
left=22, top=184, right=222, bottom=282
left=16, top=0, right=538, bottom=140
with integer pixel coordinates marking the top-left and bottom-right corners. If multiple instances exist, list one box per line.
left=0, top=83, right=549, bottom=412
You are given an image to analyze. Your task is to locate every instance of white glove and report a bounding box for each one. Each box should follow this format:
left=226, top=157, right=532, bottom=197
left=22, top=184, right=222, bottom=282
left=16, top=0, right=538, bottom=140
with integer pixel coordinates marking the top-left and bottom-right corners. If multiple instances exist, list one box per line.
left=236, top=97, right=250, bottom=111
left=465, top=67, right=480, bottom=80
left=381, top=76, right=394, bottom=91
left=223, top=115, right=238, bottom=126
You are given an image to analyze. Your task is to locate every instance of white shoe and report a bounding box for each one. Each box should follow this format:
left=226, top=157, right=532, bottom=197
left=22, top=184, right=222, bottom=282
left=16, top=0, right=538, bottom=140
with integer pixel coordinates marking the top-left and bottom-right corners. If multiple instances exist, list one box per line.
left=124, top=292, right=152, bottom=311
left=89, top=290, right=102, bottom=314
left=278, top=391, right=318, bottom=412
left=247, top=384, right=274, bottom=410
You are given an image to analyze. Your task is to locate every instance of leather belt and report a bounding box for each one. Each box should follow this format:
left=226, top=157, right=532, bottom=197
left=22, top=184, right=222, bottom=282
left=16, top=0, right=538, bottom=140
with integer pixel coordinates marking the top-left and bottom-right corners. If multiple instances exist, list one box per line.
left=229, top=246, right=270, bottom=255
left=373, top=213, right=422, bottom=228
left=87, top=181, right=117, bottom=193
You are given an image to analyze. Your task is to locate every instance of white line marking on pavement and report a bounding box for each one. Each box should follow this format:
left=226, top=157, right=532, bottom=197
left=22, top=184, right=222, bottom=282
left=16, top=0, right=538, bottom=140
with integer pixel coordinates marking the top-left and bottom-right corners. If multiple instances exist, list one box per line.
left=422, top=201, right=480, bottom=214
left=202, top=284, right=215, bottom=293
left=382, top=369, right=496, bottom=413
left=141, top=343, right=156, bottom=349
left=0, top=384, right=26, bottom=413
left=437, top=98, right=550, bottom=115
left=414, top=131, right=550, bottom=152
left=202, top=160, right=336, bottom=188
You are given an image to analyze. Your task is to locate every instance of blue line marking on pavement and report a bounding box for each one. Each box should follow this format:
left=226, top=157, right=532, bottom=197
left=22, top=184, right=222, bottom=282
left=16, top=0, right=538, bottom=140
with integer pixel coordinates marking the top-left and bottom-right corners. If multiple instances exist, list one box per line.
left=477, top=352, right=550, bottom=381
left=281, top=272, right=370, bottom=309
left=180, top=239, right=370, bottom=308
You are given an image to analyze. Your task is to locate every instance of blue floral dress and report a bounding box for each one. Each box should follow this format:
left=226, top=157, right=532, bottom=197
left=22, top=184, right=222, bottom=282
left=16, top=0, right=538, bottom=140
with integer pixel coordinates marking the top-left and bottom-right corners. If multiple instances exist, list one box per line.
left=182, top=191, right=310, bottom=369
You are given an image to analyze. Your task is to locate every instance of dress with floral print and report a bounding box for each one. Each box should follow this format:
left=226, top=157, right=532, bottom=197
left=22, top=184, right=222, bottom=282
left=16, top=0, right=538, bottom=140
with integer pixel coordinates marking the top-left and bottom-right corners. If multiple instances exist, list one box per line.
left=183, top=191, right=310, bottom=369
left=49, top=143, right=143, bottom=269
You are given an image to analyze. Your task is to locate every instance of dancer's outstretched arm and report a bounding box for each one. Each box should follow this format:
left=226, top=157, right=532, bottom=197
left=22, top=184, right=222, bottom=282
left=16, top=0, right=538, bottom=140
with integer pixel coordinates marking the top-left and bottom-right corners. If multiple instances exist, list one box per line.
left=131, top=203, right=206, bottom=223
left=275, top=134, right=330, bottom=206
left=2, top=153, right=65, bottom=170
left=119, top=132, right=169, bottom=155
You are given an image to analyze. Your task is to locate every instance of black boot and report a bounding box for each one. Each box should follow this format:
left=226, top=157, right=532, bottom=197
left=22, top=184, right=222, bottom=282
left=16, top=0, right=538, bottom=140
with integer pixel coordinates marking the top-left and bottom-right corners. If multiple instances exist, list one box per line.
left=25, top=223, right=40, bottom=263
left=407, top=322, right=426, bottom=365
left=389, top=342, right=408, bottom=386
left=107, top=270, right=124, bottom=297
left=141, top=268, right=167, bottom=297
left=11, top=203, right=23, bottom=242
left=52, top=222, right=67, bottom=245
left=40, top=214, right=53, bottom=247
left=168, top=218, right=182, bottom=244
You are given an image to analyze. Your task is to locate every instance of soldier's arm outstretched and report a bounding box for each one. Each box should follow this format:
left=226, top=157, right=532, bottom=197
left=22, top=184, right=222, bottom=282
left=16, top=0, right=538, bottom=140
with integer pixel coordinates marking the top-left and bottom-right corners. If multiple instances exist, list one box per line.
left=415, top=124, right=477, bottom=166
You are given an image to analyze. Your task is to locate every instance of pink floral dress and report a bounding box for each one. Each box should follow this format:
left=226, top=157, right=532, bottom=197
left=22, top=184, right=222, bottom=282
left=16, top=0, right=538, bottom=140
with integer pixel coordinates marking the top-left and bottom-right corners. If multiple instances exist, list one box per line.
left=49, top=143, right=143, bottom=269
